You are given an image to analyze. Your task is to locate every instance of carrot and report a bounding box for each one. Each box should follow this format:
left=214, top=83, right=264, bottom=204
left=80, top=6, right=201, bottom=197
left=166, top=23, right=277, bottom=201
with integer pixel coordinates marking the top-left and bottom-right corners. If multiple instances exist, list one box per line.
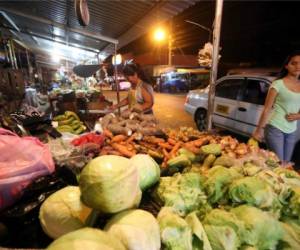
left=111, top=134, right=127, bottom=143
left=144, top=136, right=165, bottom=144
left=103, top=129, right=113, bottom=139
left=168, top=138, right=177, bottom=146
left=162, top=148, right=170, bottom=160
left=126, top=134, right=136, bottom=144
left=111, top=143, right=136, bottom=158
left=193, top=137, right=210, bottom=147
left=169, top=142, right=182, bottom=158
left=158, top=142, right=173, bottom=150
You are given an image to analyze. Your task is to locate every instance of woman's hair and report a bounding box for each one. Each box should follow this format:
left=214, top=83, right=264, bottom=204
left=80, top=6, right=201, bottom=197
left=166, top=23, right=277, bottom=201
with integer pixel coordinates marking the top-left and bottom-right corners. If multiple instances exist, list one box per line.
left=122, top=63, right=150, bottom=83
left=277, top=51, right=300, bottom=79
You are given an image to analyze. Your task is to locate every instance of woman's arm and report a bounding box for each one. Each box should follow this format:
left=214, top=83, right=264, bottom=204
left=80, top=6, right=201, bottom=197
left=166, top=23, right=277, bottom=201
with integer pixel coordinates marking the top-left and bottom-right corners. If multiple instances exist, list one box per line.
left=252, top=88, right=278, bottom=141
left=286, top=113, right=300, bottom=121
left=132, top=86, right=153, bottom=112
left=110, top=96, right=129, bottom=110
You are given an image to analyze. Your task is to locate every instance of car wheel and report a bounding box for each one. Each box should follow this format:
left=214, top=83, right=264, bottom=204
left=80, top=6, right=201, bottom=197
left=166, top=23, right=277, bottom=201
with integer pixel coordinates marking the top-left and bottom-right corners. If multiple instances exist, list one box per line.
left=195, top=109, right=207, bottom=131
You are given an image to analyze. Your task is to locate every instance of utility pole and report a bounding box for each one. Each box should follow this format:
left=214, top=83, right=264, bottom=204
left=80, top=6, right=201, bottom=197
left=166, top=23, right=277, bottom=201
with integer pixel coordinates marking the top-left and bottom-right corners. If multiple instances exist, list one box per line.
left=168, top=34, right=172, bottom=66
left=207, top=0, right=224, bottom=131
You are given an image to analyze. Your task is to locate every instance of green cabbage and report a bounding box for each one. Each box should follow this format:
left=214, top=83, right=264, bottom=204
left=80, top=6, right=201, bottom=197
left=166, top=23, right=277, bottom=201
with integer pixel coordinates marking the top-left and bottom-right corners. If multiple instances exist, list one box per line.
left=229, top=176, right=279, bottom=210
left=157, top=207, right=212, bottom=250
left=204, top=166, right=242, bottom=204
left=46, top=227, right=126, bottom=250
left=130, top=154, right=160, bottom=191
left=104, top=209, right=160, bottom=250
left=283, top=187, right=300, bottom=221
left=274, top=168, right=300, bottom=188
left=79, top=155, right=141, bottom=213
left=203, top=209, right=246, bottom=242
left=204, top=225, right=240, bottom=250
left=156, top=172, right=207, bottom=216
left=231, top=205, right=283, bottom=250
left=256, top=170, right=292, bottom=205
left=39, top=186, right=91, bottom=239
left=157, top=207, right=193, bottom=250
left=280, top=217, right=300, bottom=250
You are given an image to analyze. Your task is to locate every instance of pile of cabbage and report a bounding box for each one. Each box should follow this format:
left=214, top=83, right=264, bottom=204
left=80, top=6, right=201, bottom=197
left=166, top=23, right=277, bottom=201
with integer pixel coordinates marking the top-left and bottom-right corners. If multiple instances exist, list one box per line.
left=155, top=161, right=300, bottom=250
left=39, top=151, right=300, bottom=250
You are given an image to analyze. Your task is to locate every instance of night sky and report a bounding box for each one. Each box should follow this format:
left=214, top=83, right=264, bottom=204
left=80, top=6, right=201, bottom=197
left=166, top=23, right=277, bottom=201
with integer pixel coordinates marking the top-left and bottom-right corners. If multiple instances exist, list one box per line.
left=120, top=1, right=300, bottom=72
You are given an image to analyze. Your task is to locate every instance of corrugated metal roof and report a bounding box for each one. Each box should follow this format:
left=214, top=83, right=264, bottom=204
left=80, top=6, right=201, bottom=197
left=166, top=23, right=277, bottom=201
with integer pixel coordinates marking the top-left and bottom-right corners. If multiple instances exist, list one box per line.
left=0, top=0, right=198, bottom=61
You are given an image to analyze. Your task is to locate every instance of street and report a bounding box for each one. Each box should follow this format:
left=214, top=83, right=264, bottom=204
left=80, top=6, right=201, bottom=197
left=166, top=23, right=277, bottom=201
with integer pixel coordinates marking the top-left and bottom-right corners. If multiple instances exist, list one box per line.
left=102, top=90, right=196, bottom=129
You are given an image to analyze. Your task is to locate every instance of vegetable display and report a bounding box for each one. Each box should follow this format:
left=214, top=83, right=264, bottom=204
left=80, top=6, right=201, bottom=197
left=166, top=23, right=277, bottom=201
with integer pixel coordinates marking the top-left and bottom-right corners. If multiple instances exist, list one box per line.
left=53, top=111, right=86, bottom=134
left=29, top=112, right=300, bottom=250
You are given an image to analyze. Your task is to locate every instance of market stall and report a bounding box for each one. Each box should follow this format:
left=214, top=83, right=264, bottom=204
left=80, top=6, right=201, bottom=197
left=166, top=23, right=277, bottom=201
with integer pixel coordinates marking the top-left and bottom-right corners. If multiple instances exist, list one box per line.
left=1, top=110, right=300, bottom=250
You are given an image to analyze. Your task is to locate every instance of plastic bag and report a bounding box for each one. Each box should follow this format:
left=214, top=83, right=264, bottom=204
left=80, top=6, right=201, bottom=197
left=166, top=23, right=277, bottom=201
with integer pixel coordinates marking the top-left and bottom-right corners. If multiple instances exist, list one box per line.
left=0, top=128, right=55, bottom=211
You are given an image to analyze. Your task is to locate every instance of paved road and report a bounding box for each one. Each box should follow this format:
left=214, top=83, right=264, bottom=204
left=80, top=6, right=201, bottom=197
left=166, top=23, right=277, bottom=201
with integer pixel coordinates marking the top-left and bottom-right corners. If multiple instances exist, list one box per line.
left=102, top=90, right=196, bottom=129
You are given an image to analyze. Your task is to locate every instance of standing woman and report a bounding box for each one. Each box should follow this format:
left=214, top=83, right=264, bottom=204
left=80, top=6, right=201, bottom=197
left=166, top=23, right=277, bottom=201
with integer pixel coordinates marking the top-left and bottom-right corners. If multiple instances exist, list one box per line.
left=111, top=63, right=154, bottom=114
left=253, top=51, right=300, bottom=164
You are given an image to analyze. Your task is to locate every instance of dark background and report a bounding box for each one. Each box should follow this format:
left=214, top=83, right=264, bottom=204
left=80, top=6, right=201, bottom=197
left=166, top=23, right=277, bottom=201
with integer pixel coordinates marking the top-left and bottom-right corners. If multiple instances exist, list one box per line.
left=120, top=1, right=300, bottom=71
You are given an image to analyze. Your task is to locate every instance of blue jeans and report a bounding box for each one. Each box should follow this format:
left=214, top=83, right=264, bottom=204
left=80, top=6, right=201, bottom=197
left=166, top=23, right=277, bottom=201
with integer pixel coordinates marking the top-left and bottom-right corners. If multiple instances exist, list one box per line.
left=264, top=124, right=296, bottom=162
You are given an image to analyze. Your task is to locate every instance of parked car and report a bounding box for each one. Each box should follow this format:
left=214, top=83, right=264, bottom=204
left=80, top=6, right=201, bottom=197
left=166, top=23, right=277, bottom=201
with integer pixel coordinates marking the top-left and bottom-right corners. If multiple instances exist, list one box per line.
left=160, top=70, right=209, bottom=93
left=184, top=72, right=300, bottom=142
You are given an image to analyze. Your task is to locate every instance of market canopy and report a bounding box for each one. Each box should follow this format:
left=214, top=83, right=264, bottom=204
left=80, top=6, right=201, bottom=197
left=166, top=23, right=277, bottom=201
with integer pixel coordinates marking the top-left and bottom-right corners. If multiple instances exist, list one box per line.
left=0, top=0, right=198, bottom=63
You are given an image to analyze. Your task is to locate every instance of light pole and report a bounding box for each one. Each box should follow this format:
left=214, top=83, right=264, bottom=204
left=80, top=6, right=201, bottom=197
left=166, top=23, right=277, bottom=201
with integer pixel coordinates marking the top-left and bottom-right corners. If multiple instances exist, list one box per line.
left=185, top=20, right=212, bottom=42
left=153, top=27, right=172, bottom=66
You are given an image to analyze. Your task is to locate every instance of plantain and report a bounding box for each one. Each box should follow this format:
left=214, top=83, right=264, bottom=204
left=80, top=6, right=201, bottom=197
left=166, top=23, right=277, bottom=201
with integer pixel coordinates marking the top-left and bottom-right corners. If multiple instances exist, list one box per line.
left=65, top=111, right=80, bottom=121
left=53, top=114, right=66, bottom=121
left=56, top=125, right=74, bottom=133
left=58, top=117, right=75, bottom=126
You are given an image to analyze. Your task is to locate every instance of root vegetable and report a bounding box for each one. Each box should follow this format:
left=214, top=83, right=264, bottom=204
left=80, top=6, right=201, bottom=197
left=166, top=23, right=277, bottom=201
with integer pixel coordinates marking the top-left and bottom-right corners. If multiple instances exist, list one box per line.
left=158, top=142, right=173, bottom=150
left=111, top=135, right=128, bottom=143
left=107, top=124, right=132, bottom=136
left=111, top=143, right=136, bottom=157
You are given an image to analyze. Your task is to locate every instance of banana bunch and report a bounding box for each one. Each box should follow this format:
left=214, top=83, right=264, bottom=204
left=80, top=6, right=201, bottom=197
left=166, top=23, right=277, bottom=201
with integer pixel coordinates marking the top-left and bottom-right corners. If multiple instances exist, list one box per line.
left=53, top=111, right=86, bottom=134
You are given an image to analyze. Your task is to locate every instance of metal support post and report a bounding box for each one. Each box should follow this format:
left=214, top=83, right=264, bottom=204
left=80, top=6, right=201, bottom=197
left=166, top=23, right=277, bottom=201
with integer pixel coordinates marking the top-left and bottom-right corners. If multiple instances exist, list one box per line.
left=114, top=44, right=120, bottom=116
left=207, top=0, right=224, bottom=131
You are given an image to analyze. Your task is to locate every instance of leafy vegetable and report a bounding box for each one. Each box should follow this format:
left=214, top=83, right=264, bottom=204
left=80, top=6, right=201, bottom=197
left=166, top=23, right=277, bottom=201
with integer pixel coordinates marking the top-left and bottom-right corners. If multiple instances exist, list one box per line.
left=204, top=166, right=242, bottom=204
left=156, top=172, right=207, bottom=216
left=39, top=186, right=91, bottom=239
left=79, top=155, right=141, bottom=213
left=157, top=207, right=212, bottom=250
left=280, top=217, right=300, bottom=250
left=46, top=227, right=126, bottom=250
left=231, top=205, right=283, bottom=250
left=204, top=225, right=240, bottom=250
left=229, top=176, right=279, bottom=210
left=203, top=209, right=246, bottom=241
left=283, top=187, right=300, bottom=221
left=157, top=207, right=193, bottom=250
left=104, top=209, right=160, bottom=250
left=130, top=154, right=160, bottom=191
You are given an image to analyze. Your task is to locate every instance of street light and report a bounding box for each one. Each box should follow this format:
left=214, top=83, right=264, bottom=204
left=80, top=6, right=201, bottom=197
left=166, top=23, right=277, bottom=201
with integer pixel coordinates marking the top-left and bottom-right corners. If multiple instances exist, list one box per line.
left=185, top=20, right=212, bottom=42
left=153, top=27, right=172, bottom=66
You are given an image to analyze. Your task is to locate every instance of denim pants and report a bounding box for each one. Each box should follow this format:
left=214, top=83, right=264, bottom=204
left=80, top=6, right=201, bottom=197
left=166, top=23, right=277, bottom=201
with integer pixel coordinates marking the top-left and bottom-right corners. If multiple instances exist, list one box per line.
left=264, top=124, right=296, bottom=162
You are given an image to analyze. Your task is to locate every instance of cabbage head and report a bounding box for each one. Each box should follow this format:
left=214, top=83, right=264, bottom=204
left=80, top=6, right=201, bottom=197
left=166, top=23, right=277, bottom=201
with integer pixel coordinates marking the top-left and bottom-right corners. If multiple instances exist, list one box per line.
left=39, top=186, right=91, bottom=239
left=157, top=207, right=193, bottom=250
left=283, top=187, right=300, bottom=221
left=231, top=205, right=283, bottom=250
left=79, top=155, right=141, bottom=213
left=156, top=172, right=207, bottom=216
left=104, top=209, right=160, bottom=250
left=46, top=227, right=126, bottom=250
left=280, top=217, right=300, bottom=250
left=157, top=207, right=212, bottom=250
left=203, top=209, right=246, bottom=242
left=204, top=225, right=240, bottom=250
left=229, top=176, right=279, bottom=210
left=274, top=168, right=300, bottom=188
left=204, top=166, right=242, bottom=204
left=130, top=154, right=160, bottom=191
